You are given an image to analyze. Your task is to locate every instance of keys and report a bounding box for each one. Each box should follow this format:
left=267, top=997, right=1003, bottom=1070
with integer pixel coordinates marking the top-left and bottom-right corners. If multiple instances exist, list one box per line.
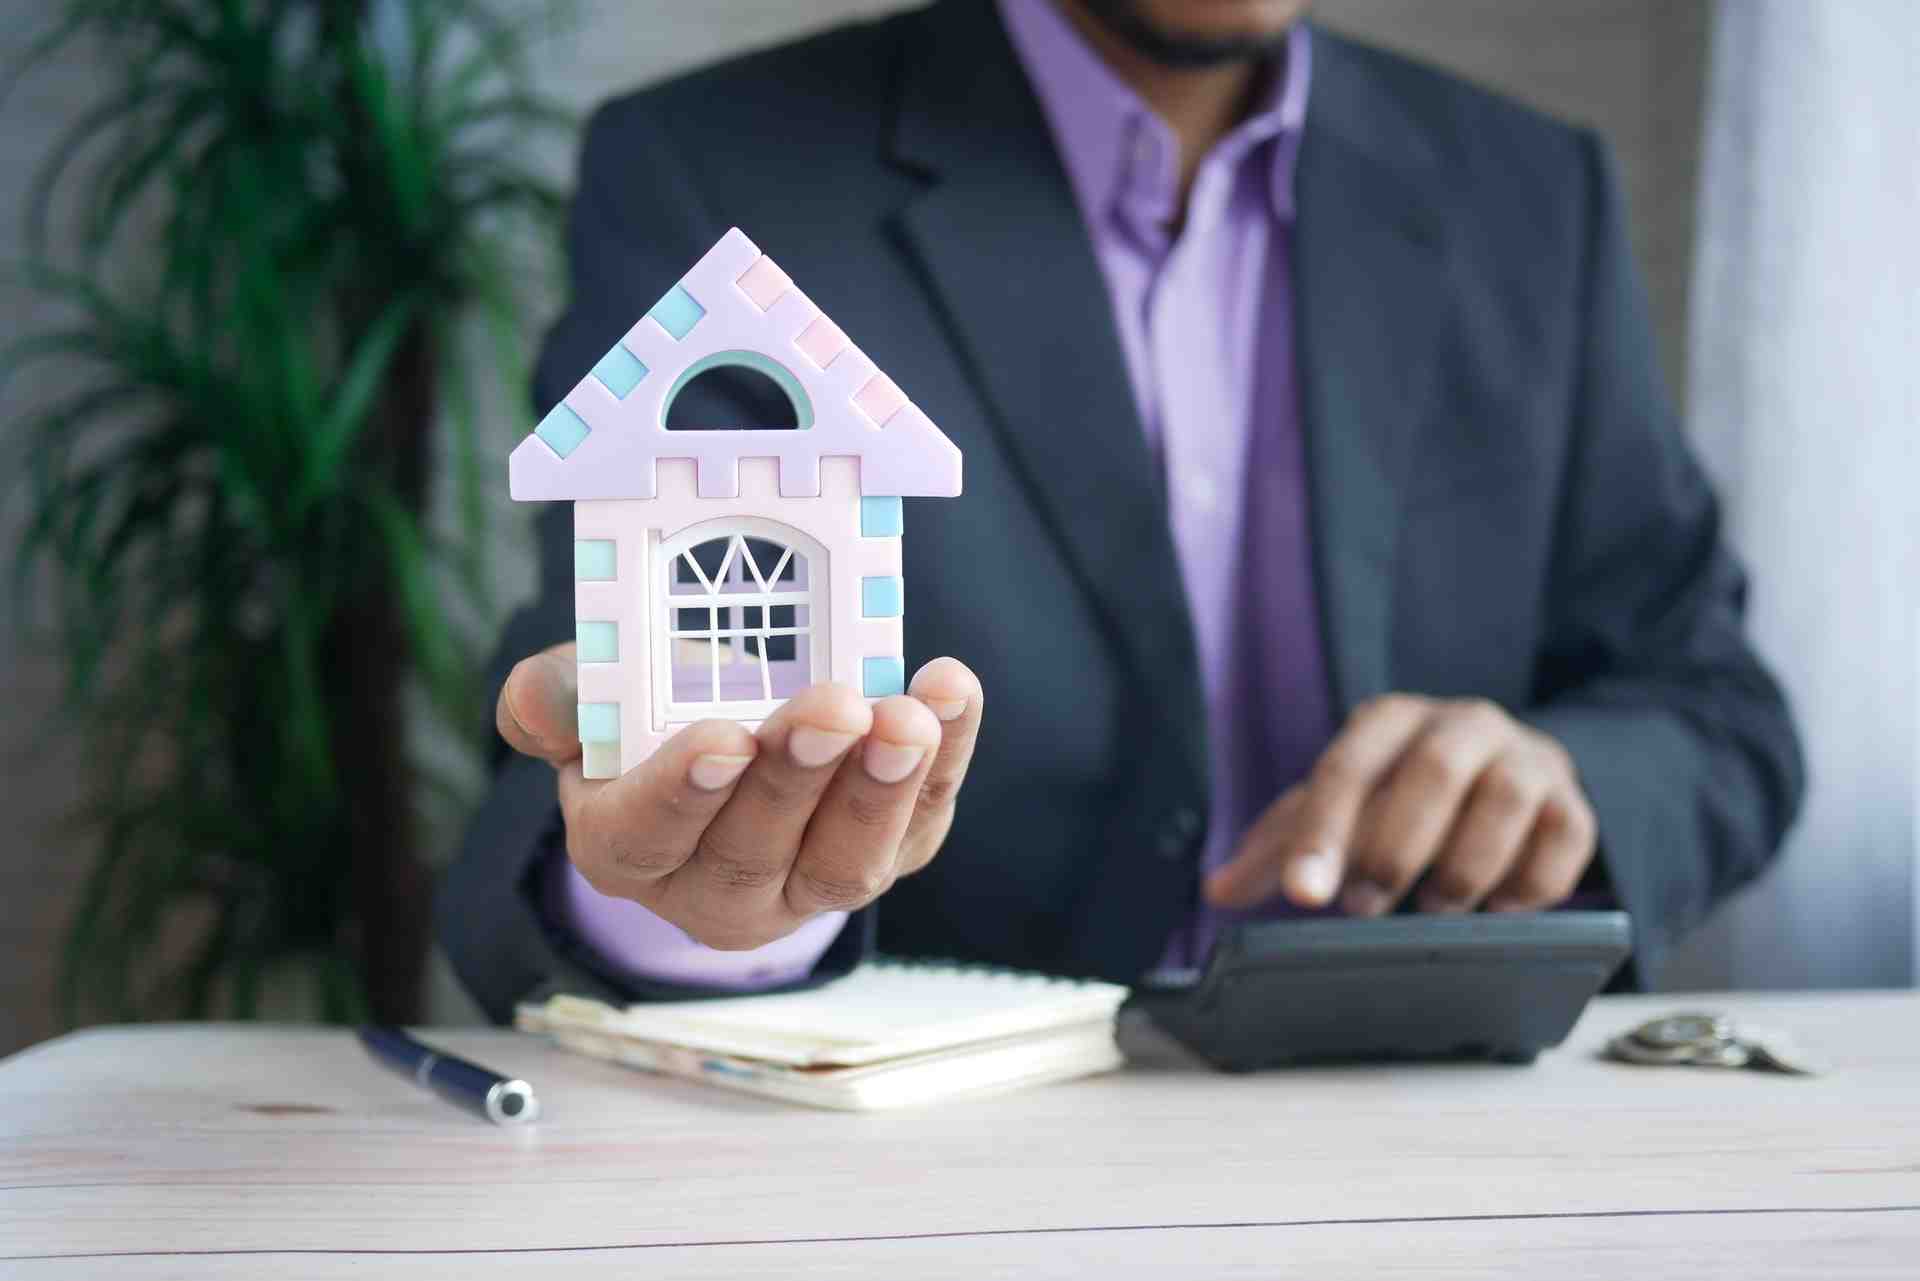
left=1603, top=1010, right=1822, bottom=1076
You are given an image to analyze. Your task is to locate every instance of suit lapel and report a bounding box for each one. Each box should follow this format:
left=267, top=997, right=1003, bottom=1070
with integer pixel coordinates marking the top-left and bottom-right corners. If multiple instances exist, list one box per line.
left=887, top=1, right=1209, bottom=776
left=1292, top=35, right=1450, bottom=714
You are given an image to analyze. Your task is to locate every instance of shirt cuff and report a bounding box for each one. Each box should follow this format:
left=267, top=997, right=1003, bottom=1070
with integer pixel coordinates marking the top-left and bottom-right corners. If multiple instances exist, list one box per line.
left=549, top=856, right=849, bottom=992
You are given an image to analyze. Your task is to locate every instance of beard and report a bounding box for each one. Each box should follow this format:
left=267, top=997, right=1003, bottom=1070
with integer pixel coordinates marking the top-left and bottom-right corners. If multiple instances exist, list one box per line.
left=1075, top=0, right=1296, bottom=69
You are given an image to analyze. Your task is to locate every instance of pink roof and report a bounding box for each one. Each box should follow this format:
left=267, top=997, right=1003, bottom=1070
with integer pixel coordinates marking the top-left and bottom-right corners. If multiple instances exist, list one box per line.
left=509, top=228, right=962, bottom=502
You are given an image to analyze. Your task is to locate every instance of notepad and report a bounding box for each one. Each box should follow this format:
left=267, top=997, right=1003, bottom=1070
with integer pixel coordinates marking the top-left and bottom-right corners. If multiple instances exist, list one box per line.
left=516, top=960, right=1130, bottom=1111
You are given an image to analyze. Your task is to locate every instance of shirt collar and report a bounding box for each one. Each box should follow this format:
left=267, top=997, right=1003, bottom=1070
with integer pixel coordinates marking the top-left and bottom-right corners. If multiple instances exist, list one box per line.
left=997, top=0, right=1313, bottom=232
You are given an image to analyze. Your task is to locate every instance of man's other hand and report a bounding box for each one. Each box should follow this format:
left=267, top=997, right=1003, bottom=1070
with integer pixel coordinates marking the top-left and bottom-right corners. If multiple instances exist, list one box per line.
left=497, top=644, right=983, bottom=950
left=1205, top=694, right=1598, bottom=917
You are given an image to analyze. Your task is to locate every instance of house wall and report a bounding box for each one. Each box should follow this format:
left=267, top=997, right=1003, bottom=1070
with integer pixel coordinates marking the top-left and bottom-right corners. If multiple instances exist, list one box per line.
left=572, top=456, right=906, bottom=777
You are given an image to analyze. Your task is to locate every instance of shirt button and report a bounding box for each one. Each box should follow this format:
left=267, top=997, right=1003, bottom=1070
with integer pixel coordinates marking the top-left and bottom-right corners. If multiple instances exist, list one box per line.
left=1156, top=807, right=1203, bottom=860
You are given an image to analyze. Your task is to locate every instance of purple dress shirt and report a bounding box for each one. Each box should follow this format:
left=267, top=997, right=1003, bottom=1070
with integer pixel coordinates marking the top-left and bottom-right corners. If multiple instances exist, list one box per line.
left=559, top=0, right=1336, bottom=985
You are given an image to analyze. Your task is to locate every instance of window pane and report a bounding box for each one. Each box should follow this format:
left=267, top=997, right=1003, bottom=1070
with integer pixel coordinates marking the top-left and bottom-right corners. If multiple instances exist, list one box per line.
left=670, top=555, right=703, bottom=595
left=690, top=538, right=730, bottom=578
left=744, top=538, right=795, bottom=582
left=664, top=532, right=814, bottom=710
left=670, top=538, right=732, bottom=596
left=672, top=639, right=713, bottom=702
left=769, top=632, right=809, bottom=698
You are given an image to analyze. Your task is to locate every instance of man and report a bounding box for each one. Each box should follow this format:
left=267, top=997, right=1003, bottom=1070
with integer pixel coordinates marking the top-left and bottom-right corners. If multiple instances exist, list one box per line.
left=438, top=0, right=1803, bottom=1021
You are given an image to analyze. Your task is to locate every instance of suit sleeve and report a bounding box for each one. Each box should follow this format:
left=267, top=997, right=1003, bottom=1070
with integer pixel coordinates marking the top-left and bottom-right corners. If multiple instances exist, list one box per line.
left=1522, top=133, right=1805, bottom=986
left=434, top=103, right=870, bottom=1023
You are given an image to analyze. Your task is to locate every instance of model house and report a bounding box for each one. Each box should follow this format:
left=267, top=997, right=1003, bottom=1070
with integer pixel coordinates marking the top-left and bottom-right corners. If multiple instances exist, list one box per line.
left=509, top=228, right=962, bottom=778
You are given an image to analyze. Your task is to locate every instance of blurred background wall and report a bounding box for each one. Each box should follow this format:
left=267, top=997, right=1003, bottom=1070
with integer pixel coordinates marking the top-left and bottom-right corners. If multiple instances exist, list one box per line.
left=2, top=0, right=1911, bottom=1051
left=1670, top=0, right=1918, bottom=990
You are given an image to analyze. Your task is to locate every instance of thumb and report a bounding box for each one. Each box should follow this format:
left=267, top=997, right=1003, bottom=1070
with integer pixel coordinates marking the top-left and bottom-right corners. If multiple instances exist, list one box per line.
left=1204, top=785, right=1345, bottom=909
left=495, top=643, right=582, bottom=766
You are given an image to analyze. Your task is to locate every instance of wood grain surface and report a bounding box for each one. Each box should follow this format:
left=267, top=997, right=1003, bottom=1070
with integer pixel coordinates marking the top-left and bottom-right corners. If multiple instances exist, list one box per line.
left=3, top=992, right=1916, bottom=1276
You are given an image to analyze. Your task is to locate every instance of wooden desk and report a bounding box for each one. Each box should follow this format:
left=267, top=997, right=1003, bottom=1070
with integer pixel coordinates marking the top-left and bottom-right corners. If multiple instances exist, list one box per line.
left=3, top=992, right=1916, bottom=1277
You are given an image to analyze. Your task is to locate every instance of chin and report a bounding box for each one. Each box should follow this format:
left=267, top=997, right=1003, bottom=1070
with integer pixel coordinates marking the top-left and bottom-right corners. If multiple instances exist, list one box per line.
left=1078, top=0, right=1309, bottom=68
left=1130, top=0, right=1310, bottom=43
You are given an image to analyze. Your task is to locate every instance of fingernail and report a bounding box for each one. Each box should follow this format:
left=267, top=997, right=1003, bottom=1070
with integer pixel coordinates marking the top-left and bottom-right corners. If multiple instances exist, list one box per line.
left=688, top=753, right=753, bottom=792
left=788, top=726, right=859, bottom=769
left=923, top=697, right=967, bottom=722
left=541, top=653, right=578, bottom=721
left=1485, top=896, right=1527, bottom=914
left=1285, top=848, right=1342, bottom=906
left=863, top=740, right=926, bottom=784
left=1341, top=881, right=1393, bottom=918
left=1420, top=891, right=1470, bottom=915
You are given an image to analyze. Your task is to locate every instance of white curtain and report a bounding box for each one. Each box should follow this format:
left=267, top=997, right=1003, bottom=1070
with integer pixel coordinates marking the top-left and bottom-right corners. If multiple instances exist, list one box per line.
left=1666, top=0, right=1919, bottom=989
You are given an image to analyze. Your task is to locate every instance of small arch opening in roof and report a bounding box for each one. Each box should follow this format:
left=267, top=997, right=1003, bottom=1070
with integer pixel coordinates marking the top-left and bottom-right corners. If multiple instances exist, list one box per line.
left=662, top=350, right=811, bottom=432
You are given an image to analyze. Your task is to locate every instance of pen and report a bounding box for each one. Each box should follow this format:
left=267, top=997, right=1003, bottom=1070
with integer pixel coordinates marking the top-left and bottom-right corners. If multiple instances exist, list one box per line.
left=356, top=1026, right=540, bottom=1126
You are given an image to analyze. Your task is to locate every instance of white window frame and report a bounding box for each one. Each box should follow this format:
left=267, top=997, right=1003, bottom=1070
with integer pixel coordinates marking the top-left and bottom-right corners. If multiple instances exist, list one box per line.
left=653, top=516, right=826, bottom=725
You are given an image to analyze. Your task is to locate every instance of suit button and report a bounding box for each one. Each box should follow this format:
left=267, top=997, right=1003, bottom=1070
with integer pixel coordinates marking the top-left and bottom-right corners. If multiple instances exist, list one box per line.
left=1156, top=807, right=1202, bottom=860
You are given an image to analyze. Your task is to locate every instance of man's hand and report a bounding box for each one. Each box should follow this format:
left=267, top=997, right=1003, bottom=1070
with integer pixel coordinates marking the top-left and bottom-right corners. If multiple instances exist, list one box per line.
left=497, top=644, right=983, bottom=950
left=1206, top=695, right=1598, bottom=918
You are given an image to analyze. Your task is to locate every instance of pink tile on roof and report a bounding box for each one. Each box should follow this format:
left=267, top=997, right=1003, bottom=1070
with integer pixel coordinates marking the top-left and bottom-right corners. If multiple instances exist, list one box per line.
left=794, top=315, right=850, bottom=370
left=734, top=255, right=794, bottom=310
left=853, top=373, right=908, bottom=426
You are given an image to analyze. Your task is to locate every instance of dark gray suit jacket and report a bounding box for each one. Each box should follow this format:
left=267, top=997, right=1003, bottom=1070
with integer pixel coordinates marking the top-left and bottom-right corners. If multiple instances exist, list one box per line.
left=438, top=2, right=1804, bottom=1022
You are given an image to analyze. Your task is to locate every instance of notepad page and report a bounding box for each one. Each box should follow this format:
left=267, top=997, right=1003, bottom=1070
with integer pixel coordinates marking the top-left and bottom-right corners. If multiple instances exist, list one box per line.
left=546, top=961, right=1128, bottom=1067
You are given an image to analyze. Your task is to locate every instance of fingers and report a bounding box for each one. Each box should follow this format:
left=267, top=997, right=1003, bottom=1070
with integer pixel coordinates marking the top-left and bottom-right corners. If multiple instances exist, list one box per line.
left=1247, top=695, right=1430, bottom=908
left=547, top=660, right=985, bottom=952
left=656, top=683, right=872, bottom=946
left=1415, top=742, right=1557, bottom=913
left=1485, top=787, right=1598, bottom=913
left=1203, top=785, right=1312, bottom=909
left=557, top=716, right=760, bottom=901
left=785, top=695, right=943, bottom=915
left=1344, top=700, right=1511, bottom=916
left=897, top=657, right=985, bottom=875
left=496, top=643, right=582, bottom=765
left=1206, top=694, right=1602, bottom=921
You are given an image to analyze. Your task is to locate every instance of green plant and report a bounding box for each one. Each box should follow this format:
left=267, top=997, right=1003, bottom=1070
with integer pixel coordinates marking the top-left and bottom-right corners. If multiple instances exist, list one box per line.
left=3, top=0, right=571, bottom=1022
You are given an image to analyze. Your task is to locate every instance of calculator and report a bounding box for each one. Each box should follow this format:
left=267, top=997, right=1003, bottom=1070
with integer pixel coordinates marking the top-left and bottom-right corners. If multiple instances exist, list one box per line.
left=1129, top=911, right=1633, bottom=1071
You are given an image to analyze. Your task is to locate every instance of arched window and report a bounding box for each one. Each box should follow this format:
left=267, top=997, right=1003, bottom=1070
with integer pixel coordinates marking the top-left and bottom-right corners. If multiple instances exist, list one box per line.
left=657, top=518, right=825, bottom=721
left=660, top=350, right=813, bottom=431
